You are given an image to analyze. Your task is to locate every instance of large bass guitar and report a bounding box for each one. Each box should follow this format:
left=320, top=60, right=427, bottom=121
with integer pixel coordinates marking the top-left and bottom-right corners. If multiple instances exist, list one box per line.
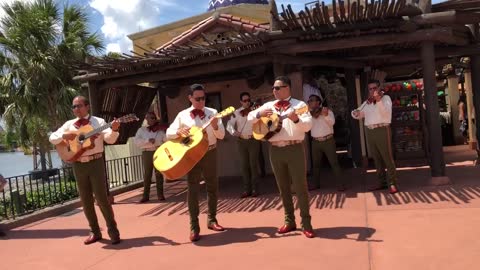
left=252, top=105, right=308, bottom=140
left=56, top=114, right=139, bottom=163
left=153, top=107, right=235, bottom=180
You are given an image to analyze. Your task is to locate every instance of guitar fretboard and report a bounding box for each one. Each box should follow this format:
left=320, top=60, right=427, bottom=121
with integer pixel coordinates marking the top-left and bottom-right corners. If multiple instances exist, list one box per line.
left=84, top=123, right=112, bottom=139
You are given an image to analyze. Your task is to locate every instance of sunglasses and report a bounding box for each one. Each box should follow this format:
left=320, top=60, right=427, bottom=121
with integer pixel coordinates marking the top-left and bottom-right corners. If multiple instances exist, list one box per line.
left=241, top=99, right=251, bottom=103
left=272, top=85, right=288, bottom=91
left=193, top=96, right=206, bottom=102
left=71, top=104, right=84, bottom=109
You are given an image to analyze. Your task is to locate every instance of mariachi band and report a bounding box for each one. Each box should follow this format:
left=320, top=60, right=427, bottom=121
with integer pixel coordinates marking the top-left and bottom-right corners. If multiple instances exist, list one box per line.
left=49, top=77, right=398, bottom=245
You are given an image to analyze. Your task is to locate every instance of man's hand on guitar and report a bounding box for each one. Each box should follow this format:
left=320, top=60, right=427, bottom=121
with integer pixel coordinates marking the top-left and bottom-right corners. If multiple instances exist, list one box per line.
left=287, top=111, right=300, bottom=123
left=259, top=109, right=273, bottom=118
left=177, top=127, right=191, bottom=137
left=211, top=117, right=219, bottom=130
left=233, top=131, right=241, bottom=137
left=111, top=118, right=120, bottom=132
left=62, top=133, right=77, bottom=141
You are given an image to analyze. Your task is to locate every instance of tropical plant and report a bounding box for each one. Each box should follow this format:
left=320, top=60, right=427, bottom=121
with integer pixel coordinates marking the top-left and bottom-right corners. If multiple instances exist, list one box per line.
left=0, top=0, right=104, bottom=171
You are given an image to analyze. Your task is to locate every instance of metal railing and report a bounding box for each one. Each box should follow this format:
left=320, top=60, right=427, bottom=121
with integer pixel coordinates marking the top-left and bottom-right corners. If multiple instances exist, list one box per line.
left=1, top=155, right=143, bottom=220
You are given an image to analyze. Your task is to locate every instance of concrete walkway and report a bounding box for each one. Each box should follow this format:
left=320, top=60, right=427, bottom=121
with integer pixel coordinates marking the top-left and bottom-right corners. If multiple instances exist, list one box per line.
left=1, top=146, right=479, bottom=270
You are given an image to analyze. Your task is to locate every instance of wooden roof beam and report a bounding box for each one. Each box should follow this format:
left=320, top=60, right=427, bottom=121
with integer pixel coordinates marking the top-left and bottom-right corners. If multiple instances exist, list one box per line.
left=272, top=54, right=365, bottom=69
left=269, top=27, right=468, bottom=54
left=98, top=54, right=272, bottom=90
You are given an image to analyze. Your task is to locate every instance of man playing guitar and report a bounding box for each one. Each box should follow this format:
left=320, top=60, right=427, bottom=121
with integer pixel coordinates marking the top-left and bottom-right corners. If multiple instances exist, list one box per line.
left=49, top=96, right=121, bottom=245
left=248, top=76, right=315, bottom=238
left=166, top=83, right=226, bottom=242
left=351, top=80, right=399, bottom=194
left=226, top=91, right=261, bottom=198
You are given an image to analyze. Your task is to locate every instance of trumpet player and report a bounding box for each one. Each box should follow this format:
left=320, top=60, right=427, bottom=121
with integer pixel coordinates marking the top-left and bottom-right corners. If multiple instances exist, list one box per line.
left=351, top=80, right=399, bottom=194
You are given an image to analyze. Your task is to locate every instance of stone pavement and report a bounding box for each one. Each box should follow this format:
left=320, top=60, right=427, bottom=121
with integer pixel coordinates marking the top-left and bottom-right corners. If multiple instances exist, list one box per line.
left=1, top=146, right=479, bottom=270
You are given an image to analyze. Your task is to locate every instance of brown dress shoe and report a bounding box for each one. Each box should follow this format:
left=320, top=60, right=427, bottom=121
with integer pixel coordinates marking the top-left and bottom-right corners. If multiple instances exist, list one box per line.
left=389, top=185, right=399, bottom=194
left=368, top=184, right=388, bottom=191
left=190, top=231, right=200, bottom=242
left=158, top=195, right=166, bottom=201
left=138, top=197, right=149, bottom=203
left=240, top=192, right=250, bottom=198
left=207, top=223, right=225, bottom=231
left=277, top=224, right=297, bottom=234
left=302, top=229, right=315, bottom=238
left=84, top=234, right=102, bottom=245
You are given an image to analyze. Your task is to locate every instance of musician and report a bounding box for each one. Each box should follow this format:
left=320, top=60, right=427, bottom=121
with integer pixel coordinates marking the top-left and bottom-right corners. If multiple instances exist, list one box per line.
left=248, top=76, right=315, bottom=238
left=49, top=96, right=121, bottom=245
left=134, top=112, right=166, bottom=203
left=351, top=80, right=399, bottom=194
left=166, top=83, right=226, bottom=242
left=226, top=92, right=261, bottom=198
left=308, top=94, right=345, bottom=191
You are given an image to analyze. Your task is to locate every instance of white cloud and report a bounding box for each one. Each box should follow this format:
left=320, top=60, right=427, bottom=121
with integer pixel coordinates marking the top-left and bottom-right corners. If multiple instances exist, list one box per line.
left=89, top=0, right=179, bottom=53
left=106, top=43, right=121, bottom=53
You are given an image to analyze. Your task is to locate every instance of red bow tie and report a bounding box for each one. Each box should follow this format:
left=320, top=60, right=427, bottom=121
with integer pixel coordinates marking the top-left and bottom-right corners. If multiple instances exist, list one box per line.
left=190, top=109, right=205, bottom=119
left=274, top=100, right=291, bottom=111
left=74, top=118, right=89, bottom=128
left=240, top=108, right=251, bottom=117
left=147, top=123, right=161, bottom=132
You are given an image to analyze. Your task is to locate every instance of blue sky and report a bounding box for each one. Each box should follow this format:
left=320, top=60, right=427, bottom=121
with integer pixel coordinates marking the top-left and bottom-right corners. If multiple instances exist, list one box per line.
left=1, top=0, right=448, bottom=54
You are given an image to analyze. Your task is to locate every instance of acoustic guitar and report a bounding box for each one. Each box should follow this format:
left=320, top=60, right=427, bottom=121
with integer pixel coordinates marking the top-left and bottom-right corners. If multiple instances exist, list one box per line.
left=55, top=114, right=139, bottom=163
left=153, top=107, right=235, bottom=180
left=252, top=105, right=309, bottom=140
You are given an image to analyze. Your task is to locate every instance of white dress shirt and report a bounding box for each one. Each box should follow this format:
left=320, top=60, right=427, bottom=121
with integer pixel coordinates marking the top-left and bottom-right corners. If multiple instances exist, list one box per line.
left=134, top=126, right=166, bottom=151
left=166, top=106, right=225, bottom=146
left=303, top=83, right=323, bottom=103
left=226, top=107, right=253, bottom=137
left=351, top=95, right=392, bottom=126
left=49, top=115, right=119, bottom=156
left=248, top=97, right=312, bottom=142
left=311, top=109, right=335, bottom=137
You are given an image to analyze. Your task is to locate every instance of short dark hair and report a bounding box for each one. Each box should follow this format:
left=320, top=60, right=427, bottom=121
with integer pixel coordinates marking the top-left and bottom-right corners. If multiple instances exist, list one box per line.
left=275, top=76, right=291, bottom=87
left=74, top=96, right=89, bottom=106
left=189, top=83, right=205, bottom=95
left=368, top=79, right=380, bottom=86
left=239, top=92, right=250, bottom=100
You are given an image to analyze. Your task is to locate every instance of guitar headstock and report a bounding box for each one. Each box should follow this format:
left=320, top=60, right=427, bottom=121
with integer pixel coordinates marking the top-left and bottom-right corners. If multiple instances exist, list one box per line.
left=215, top=106, right=235, bottom=118
left=117, top=114, right=139, bottom=123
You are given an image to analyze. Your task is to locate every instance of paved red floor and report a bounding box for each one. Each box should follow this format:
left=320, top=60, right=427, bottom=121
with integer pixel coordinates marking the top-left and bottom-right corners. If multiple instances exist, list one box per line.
left=1, top=146, right=479, bottom=270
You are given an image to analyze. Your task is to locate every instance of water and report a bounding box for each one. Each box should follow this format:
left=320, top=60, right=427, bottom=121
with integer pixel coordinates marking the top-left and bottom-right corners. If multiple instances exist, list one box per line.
left=0, top=151, right=62, bottom=177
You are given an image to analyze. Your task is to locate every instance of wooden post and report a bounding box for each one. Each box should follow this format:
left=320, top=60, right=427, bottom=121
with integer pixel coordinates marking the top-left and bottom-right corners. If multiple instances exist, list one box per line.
left=447, top=75, right=462, bottom=144
left=421, top=41, right=448, bottom=184
left=464, top=70, right=477, bottom=149
left=345, top=69, right=362, bottom=167
left=469, top=54, right=480, bottom=163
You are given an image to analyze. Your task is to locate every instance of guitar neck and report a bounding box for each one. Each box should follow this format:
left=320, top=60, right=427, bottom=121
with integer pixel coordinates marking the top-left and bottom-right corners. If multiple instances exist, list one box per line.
left=84, top=122, right=112, bottom=139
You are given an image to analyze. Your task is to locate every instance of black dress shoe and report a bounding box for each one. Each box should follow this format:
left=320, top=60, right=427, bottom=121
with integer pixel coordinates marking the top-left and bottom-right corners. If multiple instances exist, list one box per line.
left=138, top=197, right=149, bottom=203
left=84, top=234, right=102, bottom=245
left=240, top=192, right=250, bottom=198
left=110, top=236, right=121, bottom=245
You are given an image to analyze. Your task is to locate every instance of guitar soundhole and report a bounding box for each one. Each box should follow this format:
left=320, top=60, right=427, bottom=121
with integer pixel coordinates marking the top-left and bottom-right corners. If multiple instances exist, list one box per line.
left=267, top=120, right=272, bottom=128
left=181, top=137, right=191, bottom=145
left=78, top=134, right=85, bottom=141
